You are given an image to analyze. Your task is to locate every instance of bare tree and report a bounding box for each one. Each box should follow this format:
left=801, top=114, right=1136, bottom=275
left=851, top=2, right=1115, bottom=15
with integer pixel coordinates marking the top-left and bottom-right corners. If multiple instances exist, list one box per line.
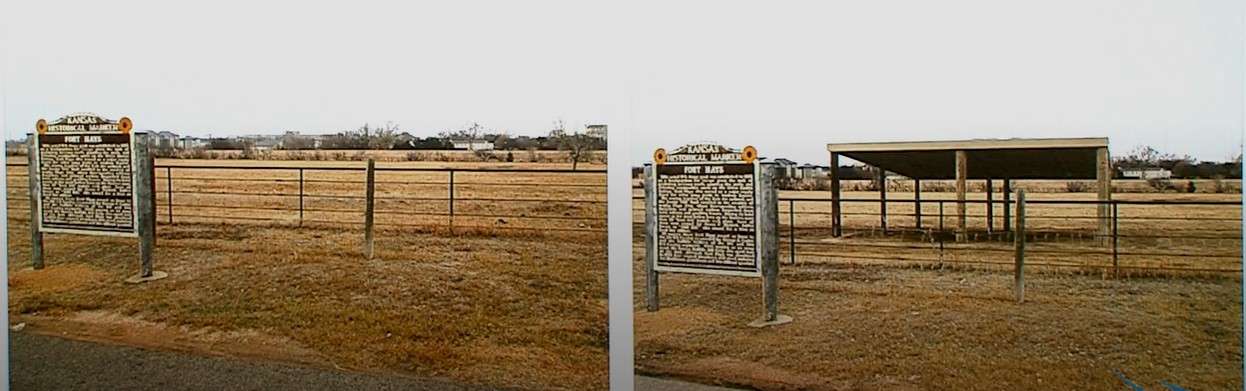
left=368, top=121, right=400, bottom=150
left=552, top=119, right=594, bottom=170
left=1114, top=145, right=1192, bottom=170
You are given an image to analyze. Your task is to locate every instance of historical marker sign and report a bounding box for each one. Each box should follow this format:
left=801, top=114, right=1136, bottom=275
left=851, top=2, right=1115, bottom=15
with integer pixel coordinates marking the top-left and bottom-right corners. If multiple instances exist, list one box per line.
left=644, top=143, right=786, bottom=325
left=34, top=113, right=139, bottom=236
left=652, top=144, right=762, bottom=276
left=27, top=113, right=163, bottom=283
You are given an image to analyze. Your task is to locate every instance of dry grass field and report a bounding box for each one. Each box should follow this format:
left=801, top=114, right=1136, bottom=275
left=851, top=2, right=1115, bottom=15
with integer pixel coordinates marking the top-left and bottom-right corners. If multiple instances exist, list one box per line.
left=6, top=158, right=608, bottom=390
left=631, top=257, right=1242, bottom=390
left=147, top=148, right=607, bottom=164
left=631, top=186, right=1242, bottom=390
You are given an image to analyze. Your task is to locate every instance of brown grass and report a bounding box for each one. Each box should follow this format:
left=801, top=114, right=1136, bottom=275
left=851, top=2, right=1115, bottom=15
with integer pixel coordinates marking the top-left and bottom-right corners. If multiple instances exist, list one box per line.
left=630, top=186, right=1241, bottom=389
left=160, top=149, right=606, bottom=164
left=631, top=250, right=1243, bottom=390
left=6, top=160, right=608, bottom=390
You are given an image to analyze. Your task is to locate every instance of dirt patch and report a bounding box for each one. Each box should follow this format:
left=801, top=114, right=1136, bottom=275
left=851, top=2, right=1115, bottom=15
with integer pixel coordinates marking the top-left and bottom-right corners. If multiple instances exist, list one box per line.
left=10, top=264, right=106, bottom=296
left=15, top=310, right=329, bottom=368
left=635, top=306, right=729, bottom=340
left=676, top=357, right=831, bottom=390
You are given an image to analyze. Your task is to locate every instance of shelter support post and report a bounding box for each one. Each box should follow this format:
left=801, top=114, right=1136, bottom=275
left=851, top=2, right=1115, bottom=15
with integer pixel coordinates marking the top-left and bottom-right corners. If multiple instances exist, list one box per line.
left=830, top=153, right=841, bottom=237
left=1003, top=179, right=1011, bottom=233
left=914, top=179, right=922, bottom=230
left=955, top=150, right=967, bottom=242
left=1014, top=188, right=1026, bottom=303
left=1096, top=147, right=1111, bottom=246
left=986, top=178, right=994, bottom=234
left=878, top=167, right=887, bottom=234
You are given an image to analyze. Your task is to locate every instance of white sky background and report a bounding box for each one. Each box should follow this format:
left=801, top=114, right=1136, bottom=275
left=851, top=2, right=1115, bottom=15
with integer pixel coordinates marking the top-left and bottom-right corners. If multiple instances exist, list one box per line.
left=1, top=1, right=624, bottom=139
left=624, top=0, right=1245, bottom=165
left=1, top=1, right=1242, bottom=165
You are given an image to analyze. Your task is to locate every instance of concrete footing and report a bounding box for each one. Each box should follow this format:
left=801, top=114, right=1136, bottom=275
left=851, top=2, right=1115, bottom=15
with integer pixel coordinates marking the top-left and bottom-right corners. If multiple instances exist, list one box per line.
left=747, top=314, right=793, bottom=328
left=125, top=271, right=168, bottom=284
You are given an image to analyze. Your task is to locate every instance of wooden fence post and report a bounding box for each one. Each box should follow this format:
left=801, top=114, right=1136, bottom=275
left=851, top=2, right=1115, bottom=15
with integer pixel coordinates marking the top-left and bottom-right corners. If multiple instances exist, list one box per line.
left=1112, top=201, right=1119, bottom=279
left=788, top=199, right=796, bottom=265
left=27, top=135, right=44, bottom=270
left=166, top=166, right=173, bottom=224
left=1014, top=188, right=1026, bottom=303
left=298, top=168, right=304, bottom=226
left=364, top=159, right=375, bottom=259
left=456, top=170, right=461, bottom=231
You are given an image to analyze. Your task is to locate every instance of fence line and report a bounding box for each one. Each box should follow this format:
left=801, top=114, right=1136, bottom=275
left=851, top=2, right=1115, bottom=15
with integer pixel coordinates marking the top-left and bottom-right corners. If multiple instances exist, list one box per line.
left=5, top=162, right=606, bottom=235
left=630, top=192, right=1242, bottom=275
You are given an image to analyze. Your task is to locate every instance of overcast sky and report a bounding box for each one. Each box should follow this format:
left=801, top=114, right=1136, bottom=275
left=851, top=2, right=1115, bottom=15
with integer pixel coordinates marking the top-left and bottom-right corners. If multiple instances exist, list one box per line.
left=1, top=1, right=624, bottom=139
left=624, top=0, right=1244, bottom=165
left=2, top=1, right=1242, bottom=165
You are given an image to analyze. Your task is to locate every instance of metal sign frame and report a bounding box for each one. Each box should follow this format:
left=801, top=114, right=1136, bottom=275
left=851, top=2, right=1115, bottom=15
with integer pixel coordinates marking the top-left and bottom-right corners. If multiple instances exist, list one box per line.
left=32, top=131, right=140, bottom=237
left=651, top=158, right=763, bottom=277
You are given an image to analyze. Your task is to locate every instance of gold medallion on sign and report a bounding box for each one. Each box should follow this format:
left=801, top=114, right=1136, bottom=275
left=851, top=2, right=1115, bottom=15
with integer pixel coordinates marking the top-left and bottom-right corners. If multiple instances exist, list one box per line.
left=654, top=148, right=667, bottom=165
left=742, top=145, right=757, bottom=163
left=36, top=119, right=47, bottom=134
left=118, top=117, right=133, bottom=133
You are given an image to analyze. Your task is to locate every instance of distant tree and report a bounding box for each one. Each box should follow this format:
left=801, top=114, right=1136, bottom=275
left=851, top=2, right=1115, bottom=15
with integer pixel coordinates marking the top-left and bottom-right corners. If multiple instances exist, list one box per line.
left=1114, top=145, right=1193, bottom=171
left=552, top=119, right=594, bottom=170
left=412, top=137, right=452, bottom=149
left=439, top=122, right=484, bottom=144
left=280, top=131, right=316, bottom=150
left=209, top=138, right=244, bottom=150
left=366, top=122, right=400, bottom=150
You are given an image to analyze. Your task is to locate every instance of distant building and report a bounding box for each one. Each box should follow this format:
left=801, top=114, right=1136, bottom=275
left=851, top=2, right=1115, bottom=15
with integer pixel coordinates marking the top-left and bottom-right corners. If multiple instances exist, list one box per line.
left=798, top=164, right=830, bottom=179
left=394, top=132, right=417, bottom=149
left=450, top=138, right=495, bottom=151
left=252, top=136, right=280, bottom=151
left=154, top=131, right=179, bottom=150
left=1121, top=167, right=1172, bottom=179
left=585, top=124, right=608, bottom=139
left=177, top=136, right=210, bottom=150
left=773, top=158, right=798, bottom=178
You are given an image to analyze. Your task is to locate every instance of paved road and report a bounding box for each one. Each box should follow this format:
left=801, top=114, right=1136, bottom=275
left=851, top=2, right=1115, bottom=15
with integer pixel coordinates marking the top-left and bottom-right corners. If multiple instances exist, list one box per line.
left=11, top=332, right=489, bottom=390
left=11, top=332, right=737, bottom=390
left=635, top=376, right=741, bottom=391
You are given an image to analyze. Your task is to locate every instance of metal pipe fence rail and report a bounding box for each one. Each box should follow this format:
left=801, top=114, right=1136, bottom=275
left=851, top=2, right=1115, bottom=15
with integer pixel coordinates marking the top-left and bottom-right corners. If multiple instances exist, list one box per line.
left=631, top=194, right=1243, bottom=276
left=7, top=163, right=607, bottom=235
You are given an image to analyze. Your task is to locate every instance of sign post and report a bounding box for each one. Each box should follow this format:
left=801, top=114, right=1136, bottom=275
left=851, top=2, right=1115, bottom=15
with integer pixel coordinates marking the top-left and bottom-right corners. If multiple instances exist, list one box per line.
left=29, top=113, right=165, bottom=283
left=645, top=144, right=790, bottom=327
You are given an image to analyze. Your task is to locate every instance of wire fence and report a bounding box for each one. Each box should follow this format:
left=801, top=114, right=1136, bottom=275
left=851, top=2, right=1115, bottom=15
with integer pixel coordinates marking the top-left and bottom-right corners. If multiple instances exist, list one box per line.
left=6, top=162, right=607, bottom=235
left=633, top=191, right=1243, bottom=276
